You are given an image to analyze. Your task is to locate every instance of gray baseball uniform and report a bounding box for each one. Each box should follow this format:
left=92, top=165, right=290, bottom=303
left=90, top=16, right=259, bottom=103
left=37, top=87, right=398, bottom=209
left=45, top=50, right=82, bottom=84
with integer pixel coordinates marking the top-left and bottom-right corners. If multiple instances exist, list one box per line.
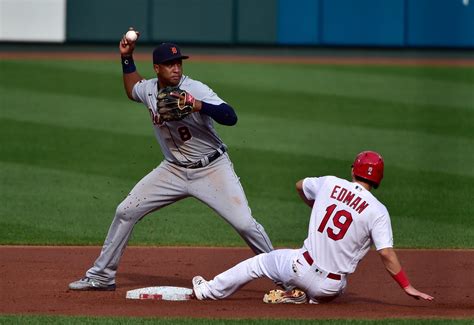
left=84, top=75, right=273, bottom=285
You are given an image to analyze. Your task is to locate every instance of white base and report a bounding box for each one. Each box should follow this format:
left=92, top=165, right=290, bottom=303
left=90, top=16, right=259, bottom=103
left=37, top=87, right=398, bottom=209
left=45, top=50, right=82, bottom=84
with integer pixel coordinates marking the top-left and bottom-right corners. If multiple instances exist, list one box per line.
left=126, top=286, right=194, bottom=301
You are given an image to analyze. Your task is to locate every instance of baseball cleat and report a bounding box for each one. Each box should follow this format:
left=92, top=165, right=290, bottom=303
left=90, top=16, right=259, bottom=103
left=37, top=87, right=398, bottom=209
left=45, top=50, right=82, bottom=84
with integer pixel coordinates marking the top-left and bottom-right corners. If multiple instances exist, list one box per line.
left=192, top=275, right=206, bottom=300
left=263, top=289, right=307, bottom=304
left=68, top=277, right=116, bottom=291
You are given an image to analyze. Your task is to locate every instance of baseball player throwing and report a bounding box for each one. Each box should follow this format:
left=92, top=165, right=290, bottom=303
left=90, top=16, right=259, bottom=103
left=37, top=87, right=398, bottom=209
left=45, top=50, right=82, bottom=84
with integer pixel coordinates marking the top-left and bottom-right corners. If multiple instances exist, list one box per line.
left=192, top=151, right=434, bottom=304
left=68, top=30, right=273, bottom=291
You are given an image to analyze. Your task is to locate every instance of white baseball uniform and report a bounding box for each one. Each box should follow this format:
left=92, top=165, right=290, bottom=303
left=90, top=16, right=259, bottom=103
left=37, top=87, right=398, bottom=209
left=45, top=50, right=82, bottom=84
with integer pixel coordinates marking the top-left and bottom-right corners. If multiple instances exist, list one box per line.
left=196, top=175, right=393, bottom=303
left=84, top=75, right=274, bottom=284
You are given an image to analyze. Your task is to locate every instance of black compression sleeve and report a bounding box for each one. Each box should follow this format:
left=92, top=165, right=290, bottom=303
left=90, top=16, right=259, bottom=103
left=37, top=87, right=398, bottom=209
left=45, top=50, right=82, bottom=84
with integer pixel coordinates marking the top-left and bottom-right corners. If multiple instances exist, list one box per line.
left=200, top=102, right=238, bottom=126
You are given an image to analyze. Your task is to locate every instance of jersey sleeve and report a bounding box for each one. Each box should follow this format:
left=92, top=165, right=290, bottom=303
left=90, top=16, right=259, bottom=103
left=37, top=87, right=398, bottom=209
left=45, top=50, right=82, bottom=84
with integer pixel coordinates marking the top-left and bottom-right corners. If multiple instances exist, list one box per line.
left=302, top=177, right=325, bottom=200
left=131, top=79, right=149, bottom=103
left=370, top=211, right=394, bottom=250
left=182, top=78, right=225, bottom=105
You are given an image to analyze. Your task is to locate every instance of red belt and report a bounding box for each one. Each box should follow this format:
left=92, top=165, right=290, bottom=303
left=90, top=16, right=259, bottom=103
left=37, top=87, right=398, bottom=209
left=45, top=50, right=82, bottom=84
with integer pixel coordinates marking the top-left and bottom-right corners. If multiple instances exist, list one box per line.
left=303, top=251, right=342, bottom=280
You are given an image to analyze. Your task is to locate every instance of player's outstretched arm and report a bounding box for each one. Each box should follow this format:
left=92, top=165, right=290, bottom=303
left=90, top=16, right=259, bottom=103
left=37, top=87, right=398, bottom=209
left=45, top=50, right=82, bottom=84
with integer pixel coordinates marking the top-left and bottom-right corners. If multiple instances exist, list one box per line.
left=402, top=284, right=434, bottom=300
left=378, top=248, right=434, bottom=301
left=119, top=29, right=144, bottom=100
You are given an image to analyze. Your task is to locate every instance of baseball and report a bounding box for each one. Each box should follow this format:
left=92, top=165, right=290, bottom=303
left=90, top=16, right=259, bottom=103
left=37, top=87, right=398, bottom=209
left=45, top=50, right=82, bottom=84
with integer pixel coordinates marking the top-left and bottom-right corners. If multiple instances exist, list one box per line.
left=125, top=30, right=138, bottom=42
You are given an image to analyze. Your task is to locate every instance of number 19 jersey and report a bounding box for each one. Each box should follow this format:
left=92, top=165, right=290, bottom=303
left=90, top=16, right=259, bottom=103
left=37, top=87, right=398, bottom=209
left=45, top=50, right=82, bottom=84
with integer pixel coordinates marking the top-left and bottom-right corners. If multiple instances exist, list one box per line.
left=302, top=176, right=393, bottom=274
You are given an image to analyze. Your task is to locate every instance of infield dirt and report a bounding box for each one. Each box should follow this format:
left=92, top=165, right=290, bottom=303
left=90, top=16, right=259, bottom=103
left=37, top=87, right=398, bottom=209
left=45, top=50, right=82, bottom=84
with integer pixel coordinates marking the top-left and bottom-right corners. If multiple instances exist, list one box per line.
left=1, top=246, right=473, bottom=319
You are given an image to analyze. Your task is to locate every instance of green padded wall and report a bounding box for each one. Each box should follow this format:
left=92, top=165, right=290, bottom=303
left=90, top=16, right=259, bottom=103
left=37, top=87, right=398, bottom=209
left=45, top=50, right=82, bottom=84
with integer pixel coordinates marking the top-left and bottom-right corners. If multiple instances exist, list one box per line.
left=237, top=0, right=277, bottom=44
left=151, top=0, right=234, bottom=43
left=66, top=0, right=150, bottom=42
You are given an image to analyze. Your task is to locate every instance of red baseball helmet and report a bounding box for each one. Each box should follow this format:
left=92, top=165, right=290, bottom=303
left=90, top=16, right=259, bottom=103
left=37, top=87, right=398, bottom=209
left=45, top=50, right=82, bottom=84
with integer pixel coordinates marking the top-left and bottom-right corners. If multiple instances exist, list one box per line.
left=352, top=151, right=384, bottom=188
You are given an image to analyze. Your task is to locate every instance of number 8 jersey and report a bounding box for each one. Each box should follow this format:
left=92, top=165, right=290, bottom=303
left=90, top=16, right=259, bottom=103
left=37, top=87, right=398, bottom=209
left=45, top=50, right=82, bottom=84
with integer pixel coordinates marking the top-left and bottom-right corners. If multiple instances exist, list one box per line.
left=132, top=75, right=225, bottom=165
left=302, top=176, right=393, bottom=274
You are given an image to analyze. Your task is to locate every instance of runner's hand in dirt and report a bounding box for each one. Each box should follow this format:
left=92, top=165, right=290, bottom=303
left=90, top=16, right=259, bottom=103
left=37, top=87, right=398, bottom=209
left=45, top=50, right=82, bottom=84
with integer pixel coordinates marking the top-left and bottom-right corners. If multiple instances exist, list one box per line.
left=403, top=285, right=434, bottom=301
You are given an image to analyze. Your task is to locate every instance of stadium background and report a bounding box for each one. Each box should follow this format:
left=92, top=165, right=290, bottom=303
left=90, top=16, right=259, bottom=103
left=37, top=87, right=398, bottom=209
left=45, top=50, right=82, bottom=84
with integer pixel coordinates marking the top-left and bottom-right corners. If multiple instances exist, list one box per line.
left=1, top=0, right=473, bottom=47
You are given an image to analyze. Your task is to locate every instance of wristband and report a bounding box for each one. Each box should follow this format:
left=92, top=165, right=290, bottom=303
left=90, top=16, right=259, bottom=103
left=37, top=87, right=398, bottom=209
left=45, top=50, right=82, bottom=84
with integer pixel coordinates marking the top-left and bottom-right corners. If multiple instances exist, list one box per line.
left=121, top=55, right=136, bottom=74
left=392, top=269, right=410, bottom=289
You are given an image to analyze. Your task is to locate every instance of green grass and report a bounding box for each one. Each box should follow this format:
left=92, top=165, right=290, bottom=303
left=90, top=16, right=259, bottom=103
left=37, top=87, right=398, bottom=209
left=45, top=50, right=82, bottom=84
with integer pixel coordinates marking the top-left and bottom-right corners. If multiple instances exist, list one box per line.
left=0, top=316, right=472, bottom=324
left=0, top=59, right=473, bottom=248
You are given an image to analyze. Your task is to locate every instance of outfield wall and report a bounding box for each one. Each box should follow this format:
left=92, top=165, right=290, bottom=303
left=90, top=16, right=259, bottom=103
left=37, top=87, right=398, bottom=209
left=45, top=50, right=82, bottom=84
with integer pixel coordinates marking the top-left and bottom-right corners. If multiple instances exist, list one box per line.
left=0, top=0, right=66, bottom=42
left=1, top=0, right=473, bottom=47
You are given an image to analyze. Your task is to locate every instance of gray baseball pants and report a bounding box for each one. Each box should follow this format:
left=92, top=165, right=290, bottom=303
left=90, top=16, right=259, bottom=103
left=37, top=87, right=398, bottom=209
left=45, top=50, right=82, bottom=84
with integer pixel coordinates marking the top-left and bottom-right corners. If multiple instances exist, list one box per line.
left=85, top=153, right=273, bottom=284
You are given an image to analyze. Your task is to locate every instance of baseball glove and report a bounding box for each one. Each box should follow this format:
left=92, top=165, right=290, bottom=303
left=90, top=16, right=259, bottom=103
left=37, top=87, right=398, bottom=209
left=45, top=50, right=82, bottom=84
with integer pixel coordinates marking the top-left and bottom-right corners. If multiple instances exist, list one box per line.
left=157, top=86, right=195, bottom=122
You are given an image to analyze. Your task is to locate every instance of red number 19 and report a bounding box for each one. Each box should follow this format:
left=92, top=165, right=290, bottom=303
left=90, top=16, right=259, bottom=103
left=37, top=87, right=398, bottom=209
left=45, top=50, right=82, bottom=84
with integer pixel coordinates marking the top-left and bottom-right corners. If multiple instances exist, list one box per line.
left=317, top=204, right=353, bottom=241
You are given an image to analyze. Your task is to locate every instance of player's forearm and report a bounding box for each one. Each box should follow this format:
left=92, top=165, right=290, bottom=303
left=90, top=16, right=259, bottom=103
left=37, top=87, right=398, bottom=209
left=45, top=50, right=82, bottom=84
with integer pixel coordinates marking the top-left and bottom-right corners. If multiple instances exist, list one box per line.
left=379, top=247, right=413, bottom=289
left=121, top=55, right=143, bottom=100
left=378, top=248, right=434, bottom=300
left=197, top=102, right=238, bottom=126
left=122, top=71, right=143, bottom=100
left=378, top=248, right=402, bottom=275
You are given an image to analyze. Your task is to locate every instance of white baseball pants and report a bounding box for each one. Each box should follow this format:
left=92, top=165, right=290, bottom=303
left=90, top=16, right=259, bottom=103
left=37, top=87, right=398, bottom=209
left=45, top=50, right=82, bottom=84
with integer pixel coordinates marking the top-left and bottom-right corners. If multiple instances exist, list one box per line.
left=196, top=248, right=347, bottom=303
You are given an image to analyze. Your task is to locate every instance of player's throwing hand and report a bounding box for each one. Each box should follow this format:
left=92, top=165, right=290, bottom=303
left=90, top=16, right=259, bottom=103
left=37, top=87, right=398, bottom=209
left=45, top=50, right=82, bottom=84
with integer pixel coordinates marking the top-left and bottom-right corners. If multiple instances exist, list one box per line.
left=119, top=27, right=140, bottom=56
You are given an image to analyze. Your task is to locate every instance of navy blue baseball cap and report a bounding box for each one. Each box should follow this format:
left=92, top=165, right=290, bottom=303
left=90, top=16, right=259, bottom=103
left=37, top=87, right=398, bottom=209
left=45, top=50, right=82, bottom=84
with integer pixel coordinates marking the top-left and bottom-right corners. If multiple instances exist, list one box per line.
left=152, top=43, right=189, bottom=64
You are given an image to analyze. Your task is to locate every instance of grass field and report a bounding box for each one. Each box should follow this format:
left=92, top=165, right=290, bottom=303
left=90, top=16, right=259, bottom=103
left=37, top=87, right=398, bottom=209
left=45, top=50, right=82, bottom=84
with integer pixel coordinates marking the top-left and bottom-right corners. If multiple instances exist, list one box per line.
left=1, top=58, right=473, bottom=248
left=0, top=55, right=473, bottom=323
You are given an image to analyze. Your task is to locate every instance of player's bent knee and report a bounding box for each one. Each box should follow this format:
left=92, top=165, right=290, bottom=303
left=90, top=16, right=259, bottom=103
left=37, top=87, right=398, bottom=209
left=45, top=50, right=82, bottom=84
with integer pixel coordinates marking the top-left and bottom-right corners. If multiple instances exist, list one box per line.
left=115, top=201, right=143, bottom=223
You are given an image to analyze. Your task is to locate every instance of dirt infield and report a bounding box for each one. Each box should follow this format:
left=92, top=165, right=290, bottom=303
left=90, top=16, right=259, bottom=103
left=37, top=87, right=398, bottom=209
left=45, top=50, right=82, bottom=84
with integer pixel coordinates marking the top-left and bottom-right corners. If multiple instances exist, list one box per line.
left=1, top=246, right=473, bottom=319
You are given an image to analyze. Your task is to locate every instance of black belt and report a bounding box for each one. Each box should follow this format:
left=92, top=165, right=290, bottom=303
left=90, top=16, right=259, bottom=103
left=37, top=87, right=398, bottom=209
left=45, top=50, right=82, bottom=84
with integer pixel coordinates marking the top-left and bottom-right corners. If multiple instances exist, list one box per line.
left=303, top=251, right=342, bottom=281
left=181, top=145, right=226, bottom=169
